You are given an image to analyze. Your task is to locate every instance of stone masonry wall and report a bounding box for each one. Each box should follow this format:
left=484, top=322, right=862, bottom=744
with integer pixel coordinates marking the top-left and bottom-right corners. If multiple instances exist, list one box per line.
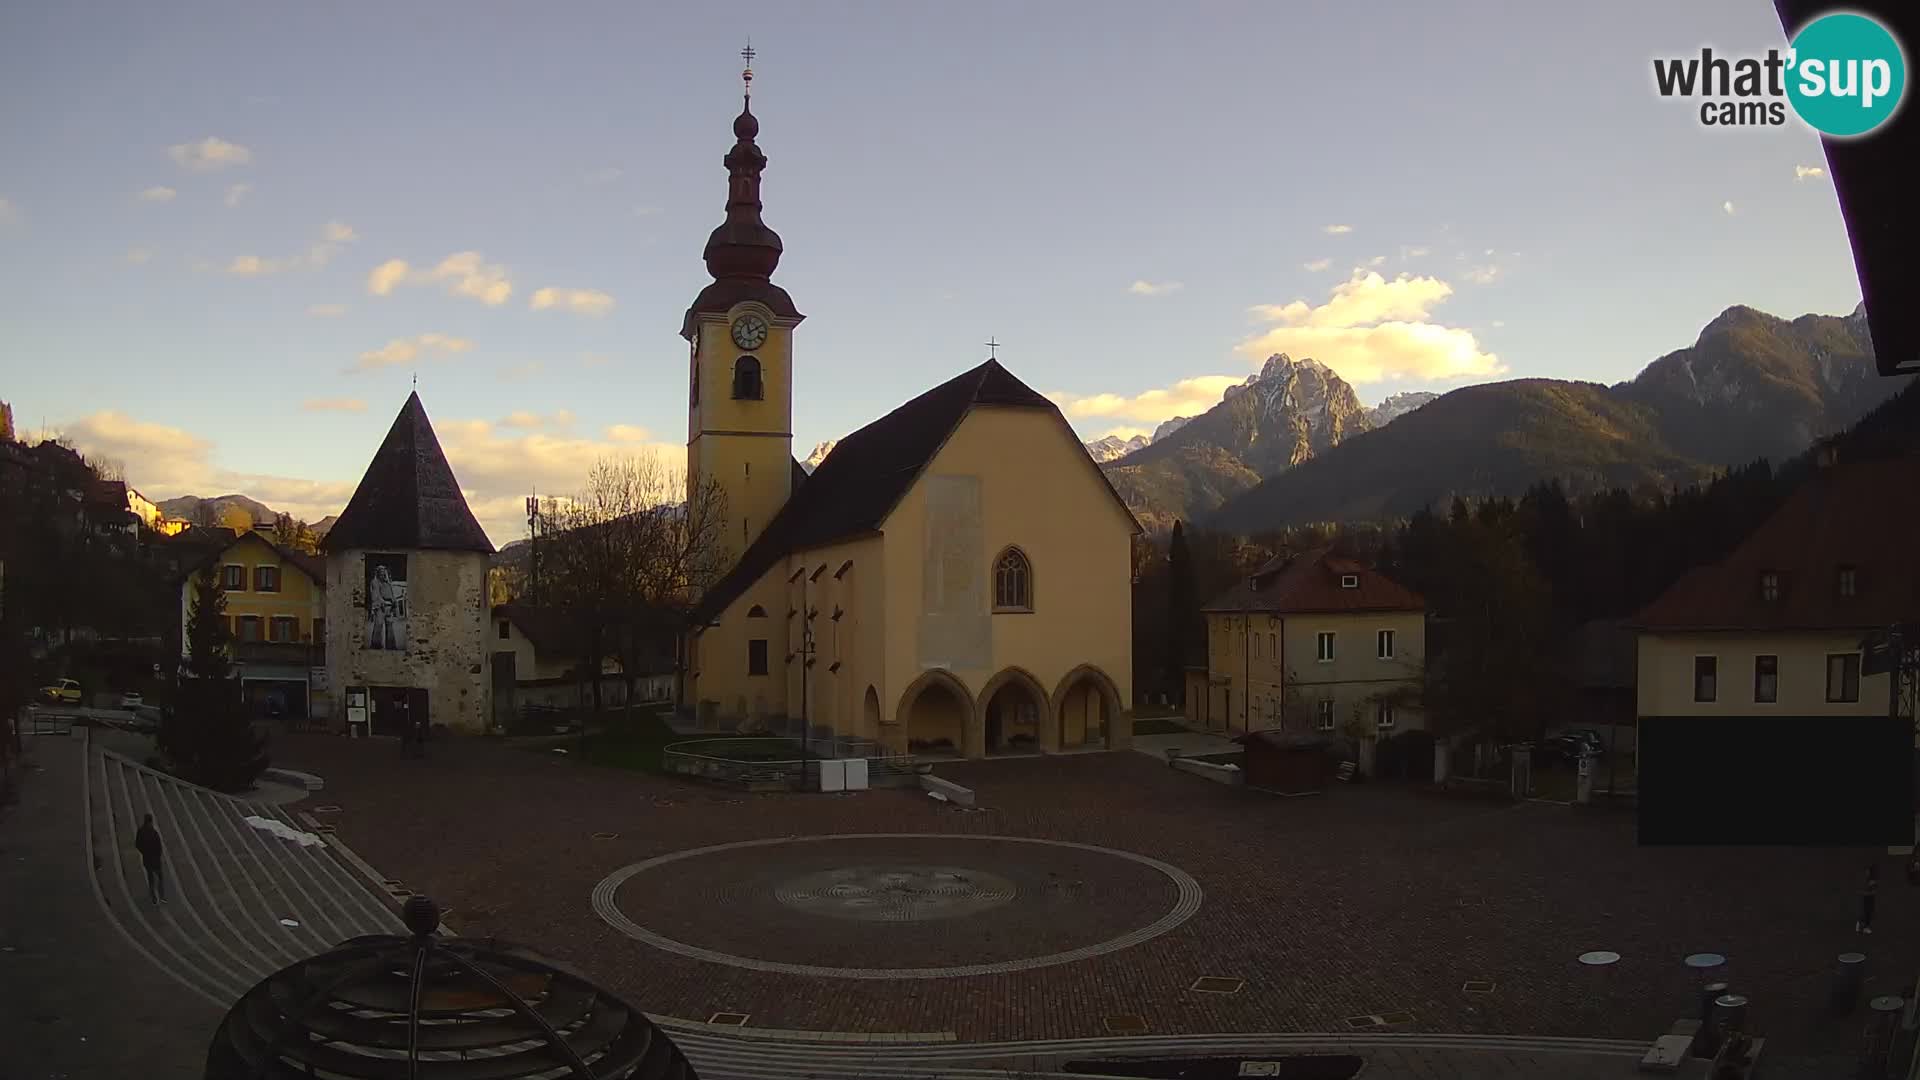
left=325, top=547, right=491, bottom=734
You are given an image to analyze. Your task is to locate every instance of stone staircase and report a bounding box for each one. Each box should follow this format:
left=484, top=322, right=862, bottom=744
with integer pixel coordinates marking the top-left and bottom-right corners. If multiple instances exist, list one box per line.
left=84, top=739, right=404, bottom=1007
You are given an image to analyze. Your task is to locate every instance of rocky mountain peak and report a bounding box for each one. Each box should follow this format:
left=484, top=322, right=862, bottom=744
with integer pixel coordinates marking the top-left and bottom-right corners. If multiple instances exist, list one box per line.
left=1084, top=433, right=1152, bottom=463
left=801, top=440, right=837, bottom=474
left=1369, top=391, right=1440, bottom=427
left=1153, top=416, right=1192, bottom=442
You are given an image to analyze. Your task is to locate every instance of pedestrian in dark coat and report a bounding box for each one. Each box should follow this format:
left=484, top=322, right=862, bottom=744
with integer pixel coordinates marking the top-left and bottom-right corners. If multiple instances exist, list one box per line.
left=1858, top=862, right=1879, bottom=934
left=134, top=813, right=166, bottom=904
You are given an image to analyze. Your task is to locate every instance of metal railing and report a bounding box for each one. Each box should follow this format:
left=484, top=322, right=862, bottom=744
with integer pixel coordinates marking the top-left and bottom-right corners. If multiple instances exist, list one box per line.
left=660, top=736, right=918, bottom=790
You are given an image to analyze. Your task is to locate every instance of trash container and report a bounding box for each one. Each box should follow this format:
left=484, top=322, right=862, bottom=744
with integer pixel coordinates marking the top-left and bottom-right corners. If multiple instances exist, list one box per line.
left=1696, top=982, right=1730, bottom=1057
left=1864, top=995, right=1905, bottom=1077
left=1712, top=993, right=1750, bottom=1040
left=1832, top=952, right=1868, bottom=1015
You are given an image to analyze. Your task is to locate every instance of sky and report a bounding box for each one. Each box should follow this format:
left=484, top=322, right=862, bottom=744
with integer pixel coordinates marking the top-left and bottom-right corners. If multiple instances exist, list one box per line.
left=0, top=1, right=1866, bottom=547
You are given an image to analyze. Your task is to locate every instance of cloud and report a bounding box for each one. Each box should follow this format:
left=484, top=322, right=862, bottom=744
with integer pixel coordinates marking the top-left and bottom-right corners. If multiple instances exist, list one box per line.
left=1402, top=246, right=1430, bottom=259
left=0, top=196, right=15, bottom=224
left=224, top=183, right=253, bottom=207
left=1302, top=258, right=1332, bottom=272
left=582, top=353, right=613, bottom=367
left=1127, top=279, right=1184, bottom=297
left=1490, top=320, right=1506, bottom=328
left=1094, top=426, right=1155, bottom=441
left=307, top=303, right=347, bottom=317
left=168, top=136, right=253, bottom=171
left=500, top=361, right=545, bottom=380
left=1323, top=224, right=1353, bottom=235
left=125, top=248, right=153, bottom=264
left=1237, top=270, right=1502, bottom=384
left=351, top=332, right=474, bottom=372
left=138, top=186, right=177, bottom=203
left=302, top=398, right=366, bottom=413
left=1722, top=201, right=1736, bottom=215
left=1366, top=255, right=1387, bottom=267
left=605, top=424, right=653, bottom=442
left=583, top=167, right=624, bottom=185
left=529, top=286, right=616, bottom=316
left=223, top=221, right=357, bottom=276
left=1047, top=375, right=1245, bottom=424
left=1795, top=165, right=1825, bottom=180
left=368, top=251, right=513, bottom=306
left=1463, top=265, right=1501, bottom=285
left=500, top=409, right=574, bottom=429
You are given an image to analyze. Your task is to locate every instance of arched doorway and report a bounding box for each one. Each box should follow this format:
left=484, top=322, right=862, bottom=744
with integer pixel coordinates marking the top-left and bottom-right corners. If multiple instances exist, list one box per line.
left=979, top=668, right=1048, bottom=756
left=1052, top=665, right=1122, bottom=750
left=896, top=670, right=972, bottom=759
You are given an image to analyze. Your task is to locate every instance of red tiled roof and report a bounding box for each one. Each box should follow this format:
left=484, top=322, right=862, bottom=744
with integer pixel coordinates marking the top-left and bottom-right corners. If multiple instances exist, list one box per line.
left=1202, top=548, right=1424, bottom=615
left=1635, top=456, right=1920, bottom=631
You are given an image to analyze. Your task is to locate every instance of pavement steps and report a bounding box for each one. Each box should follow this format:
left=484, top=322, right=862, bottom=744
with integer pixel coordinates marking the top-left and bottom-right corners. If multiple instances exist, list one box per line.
left=85, top=742, right=403, bottom=1009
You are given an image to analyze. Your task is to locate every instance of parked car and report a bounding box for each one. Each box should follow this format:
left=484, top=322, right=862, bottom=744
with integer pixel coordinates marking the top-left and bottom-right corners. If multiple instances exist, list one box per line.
left=1536, top=733, right=1602, bottom=767
left=39, top=679, right=82, bottom=704
left=119, top=691, right=145, bottom=709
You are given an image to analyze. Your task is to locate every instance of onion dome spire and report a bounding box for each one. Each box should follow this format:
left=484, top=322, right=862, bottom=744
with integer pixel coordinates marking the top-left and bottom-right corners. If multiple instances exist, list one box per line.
left=703, top=43, right=783, bottom=283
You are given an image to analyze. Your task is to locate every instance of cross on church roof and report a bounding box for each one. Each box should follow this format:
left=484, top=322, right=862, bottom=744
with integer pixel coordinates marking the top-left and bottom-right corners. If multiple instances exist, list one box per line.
left=985, top=337, right=1001, bottom=360
left=741, top=42, right=755, bottom=97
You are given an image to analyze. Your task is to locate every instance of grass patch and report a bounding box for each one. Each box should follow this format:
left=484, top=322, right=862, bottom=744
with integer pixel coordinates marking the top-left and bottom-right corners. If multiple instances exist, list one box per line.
left=1134, top=717, right=1191, bottom=736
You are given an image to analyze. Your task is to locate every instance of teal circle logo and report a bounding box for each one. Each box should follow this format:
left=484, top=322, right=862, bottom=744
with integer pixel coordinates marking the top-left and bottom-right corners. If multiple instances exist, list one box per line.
left=1786, top=12, right=1907, bottom=137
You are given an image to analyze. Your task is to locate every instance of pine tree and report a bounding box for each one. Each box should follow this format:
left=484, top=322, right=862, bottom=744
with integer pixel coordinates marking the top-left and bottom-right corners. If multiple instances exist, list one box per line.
left=160, top=566, right=268, bottom=792
left=1165, top=520, right=1195, bottom=704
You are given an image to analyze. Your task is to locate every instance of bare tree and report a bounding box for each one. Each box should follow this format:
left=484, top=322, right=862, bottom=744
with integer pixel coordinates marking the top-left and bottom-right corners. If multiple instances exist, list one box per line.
left=535, top=452, right=730, bottom=720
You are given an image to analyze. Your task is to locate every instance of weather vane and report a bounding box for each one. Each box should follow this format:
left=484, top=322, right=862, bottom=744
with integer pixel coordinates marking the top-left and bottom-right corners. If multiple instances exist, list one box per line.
left=985, top=336, right=1001, bottom=360
left=741, top=41, right=755, bottom=99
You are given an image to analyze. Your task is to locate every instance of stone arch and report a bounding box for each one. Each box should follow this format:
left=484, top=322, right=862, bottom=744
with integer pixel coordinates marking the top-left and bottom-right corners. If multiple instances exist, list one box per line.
left=1052, top=664, right=1124, bottom=750
left=977, top=666, right=1050, bottom=757
left=895, top=668, right=974, bottom=759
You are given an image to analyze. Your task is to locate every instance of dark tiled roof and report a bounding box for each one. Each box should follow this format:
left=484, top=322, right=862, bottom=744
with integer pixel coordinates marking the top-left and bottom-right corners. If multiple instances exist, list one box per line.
left=495, top=603, right=678, bottom=672
left=1203, top=548, right=1425, bottom=615
left=1635, top=456, right=1920, bottom=631
left=693, top=358, right=1137, bottom=623
left=322, top=392, right=493, bottom=555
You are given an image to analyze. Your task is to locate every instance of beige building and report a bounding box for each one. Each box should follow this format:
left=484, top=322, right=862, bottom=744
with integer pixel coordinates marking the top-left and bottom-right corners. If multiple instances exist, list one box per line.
left=1191, top=550, right=1426, bottom=737
left=323, top=393, right=495, bottom=736
left=681, top=88, right=1139, bottom=758
left=1635, top=455, right=1914, bottom=722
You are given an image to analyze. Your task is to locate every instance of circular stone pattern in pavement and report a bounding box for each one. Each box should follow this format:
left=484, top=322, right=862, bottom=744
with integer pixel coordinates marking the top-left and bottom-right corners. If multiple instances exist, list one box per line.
left=592, top=833, right=1203, bottom=979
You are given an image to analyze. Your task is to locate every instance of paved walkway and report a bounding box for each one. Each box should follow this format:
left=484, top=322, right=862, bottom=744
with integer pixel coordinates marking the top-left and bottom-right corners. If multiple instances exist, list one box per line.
left=1130, top=728, right=1241, bottom=760
left=0, top=728, right=1866, bottom=1079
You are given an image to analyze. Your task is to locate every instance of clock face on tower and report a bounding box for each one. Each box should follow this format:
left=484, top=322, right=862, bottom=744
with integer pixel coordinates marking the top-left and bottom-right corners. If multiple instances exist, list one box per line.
left=730, top=312, right=770, bottom=351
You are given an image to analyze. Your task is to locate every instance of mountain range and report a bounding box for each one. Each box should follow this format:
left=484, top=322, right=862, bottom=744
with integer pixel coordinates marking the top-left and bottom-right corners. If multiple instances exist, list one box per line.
left=156, top=494, right=336, bottom=536
left=1182, top=304, right=1897, bottom=534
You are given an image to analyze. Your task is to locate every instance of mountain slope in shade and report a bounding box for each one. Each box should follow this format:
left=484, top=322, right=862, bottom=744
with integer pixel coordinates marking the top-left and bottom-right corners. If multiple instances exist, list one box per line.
left=1102, top=353, right=1374, bottom=529
left=1209, top=306, right=1902, bottom=534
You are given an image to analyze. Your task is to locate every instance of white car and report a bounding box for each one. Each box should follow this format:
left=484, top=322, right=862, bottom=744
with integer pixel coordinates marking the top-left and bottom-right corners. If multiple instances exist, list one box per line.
left=119, top=691, right=144, bottom=709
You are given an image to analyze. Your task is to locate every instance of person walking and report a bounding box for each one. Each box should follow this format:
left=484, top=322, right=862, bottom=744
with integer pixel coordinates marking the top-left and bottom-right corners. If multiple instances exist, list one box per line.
left=135, top=813, right=166, bottom=905
left=1857, top=862, right=1879, bottom=934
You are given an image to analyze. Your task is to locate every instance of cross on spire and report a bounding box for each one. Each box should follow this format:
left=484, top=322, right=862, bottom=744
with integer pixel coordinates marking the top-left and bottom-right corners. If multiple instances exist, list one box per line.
left=741, top=41, right=755, bottom=98
left=985, top=337, right=1001, bottom=360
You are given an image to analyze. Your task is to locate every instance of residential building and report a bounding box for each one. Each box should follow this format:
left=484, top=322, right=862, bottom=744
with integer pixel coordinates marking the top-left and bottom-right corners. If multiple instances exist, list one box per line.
left=680, top=85, right=1138, bottom=757
left=175, top=529, right=328, bottom=720
left=490, top=604, right=675, bottom=721
left=1634, top=454, right=1918, bottom=721
left=323, top=393, right=495, bottom=736
left=1194, top=549, right=1427, bottom=737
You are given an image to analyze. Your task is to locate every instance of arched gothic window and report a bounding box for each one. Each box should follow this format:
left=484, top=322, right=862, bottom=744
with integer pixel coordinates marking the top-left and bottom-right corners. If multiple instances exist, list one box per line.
left=993, top=547, right=1032, bottom=611
left=732, top=356, right=763, bottom=400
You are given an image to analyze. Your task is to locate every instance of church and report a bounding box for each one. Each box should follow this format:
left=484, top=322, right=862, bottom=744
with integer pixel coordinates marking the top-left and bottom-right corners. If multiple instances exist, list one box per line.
left=681, top=69, right=1139, bottom=758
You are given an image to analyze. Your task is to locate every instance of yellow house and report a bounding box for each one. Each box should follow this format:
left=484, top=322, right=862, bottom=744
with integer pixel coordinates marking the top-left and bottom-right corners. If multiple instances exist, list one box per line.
left=1635, top=455, right=1912, bottom=722
left=1194, top=549, right=1427, bottom=738
left=178, top=529, right=328, bottom=720
left=680, top=87, right=1139, bottom=758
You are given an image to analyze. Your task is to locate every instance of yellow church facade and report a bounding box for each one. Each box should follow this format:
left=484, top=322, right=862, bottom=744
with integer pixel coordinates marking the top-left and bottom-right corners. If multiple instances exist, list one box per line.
left=680, top=78, right=1137, bottom=758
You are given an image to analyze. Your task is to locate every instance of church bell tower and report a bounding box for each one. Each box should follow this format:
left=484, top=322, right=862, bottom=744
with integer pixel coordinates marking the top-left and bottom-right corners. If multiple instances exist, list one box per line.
left=684, top=46, right=804, bottom=567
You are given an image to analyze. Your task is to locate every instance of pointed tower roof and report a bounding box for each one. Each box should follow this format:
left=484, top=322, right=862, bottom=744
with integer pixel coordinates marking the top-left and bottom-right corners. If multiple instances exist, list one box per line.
left=322, top=392, right=494, bottom=555
left=682, top=51, right=803, bottom=337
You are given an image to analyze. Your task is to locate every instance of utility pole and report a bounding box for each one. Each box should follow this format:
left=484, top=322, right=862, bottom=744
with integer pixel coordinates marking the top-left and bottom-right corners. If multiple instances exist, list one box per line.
left=525, top=494, right=541, bottom=606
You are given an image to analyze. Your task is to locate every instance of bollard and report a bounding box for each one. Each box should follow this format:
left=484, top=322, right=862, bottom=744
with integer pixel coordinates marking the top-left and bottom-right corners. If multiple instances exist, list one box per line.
left=1833, top=953, right=1869, bottom=1016
left=1713, top=993, right=1750, bottom=1042
left=1863, top=995, right=1904, bottom=1078
left=1694, top=982, right=1731, bottom=1057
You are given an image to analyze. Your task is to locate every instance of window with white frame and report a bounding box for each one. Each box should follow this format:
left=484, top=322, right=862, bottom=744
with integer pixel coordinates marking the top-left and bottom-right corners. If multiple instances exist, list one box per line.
left=1376, top=702, right=1396, bottom=730
left=1316, top=631, right=1336, bottom=662
left=1315, top=699, right=1336, bottom=730
left=223, top=564, right=247, bottom=591
left=1377, top=629, right=1395, bottom=659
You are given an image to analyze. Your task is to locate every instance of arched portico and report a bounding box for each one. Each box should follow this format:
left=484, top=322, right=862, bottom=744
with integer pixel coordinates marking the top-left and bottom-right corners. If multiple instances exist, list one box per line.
left=977, top=667, right=1050, bottom=756
left=1052, top=664, right=1124, bottom=750
left=896, top=669, right=973, bottom=759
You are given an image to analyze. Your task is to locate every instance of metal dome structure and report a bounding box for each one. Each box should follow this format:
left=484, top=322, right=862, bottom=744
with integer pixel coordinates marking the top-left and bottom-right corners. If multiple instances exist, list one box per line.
left=206, top=896, right=697, bottom=1080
